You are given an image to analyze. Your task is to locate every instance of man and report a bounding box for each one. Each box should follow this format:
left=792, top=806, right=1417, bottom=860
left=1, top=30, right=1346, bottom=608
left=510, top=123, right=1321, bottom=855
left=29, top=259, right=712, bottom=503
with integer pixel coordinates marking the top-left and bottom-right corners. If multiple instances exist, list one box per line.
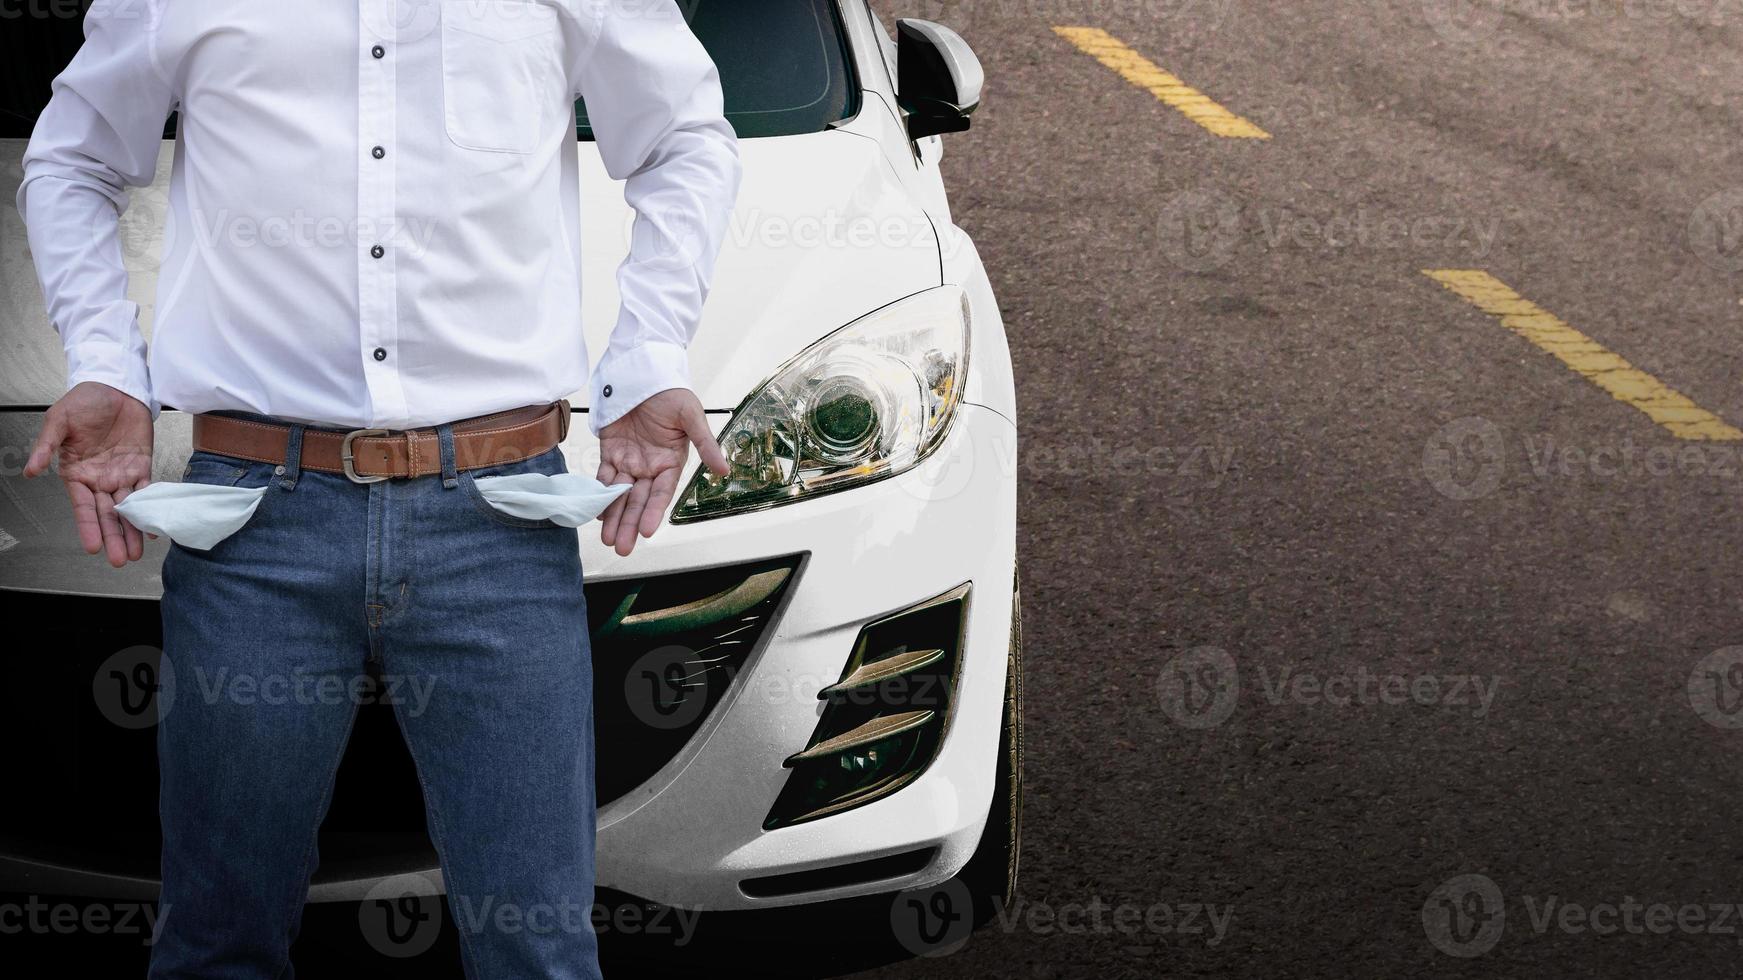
left=17, top=0, right=740, bottom=976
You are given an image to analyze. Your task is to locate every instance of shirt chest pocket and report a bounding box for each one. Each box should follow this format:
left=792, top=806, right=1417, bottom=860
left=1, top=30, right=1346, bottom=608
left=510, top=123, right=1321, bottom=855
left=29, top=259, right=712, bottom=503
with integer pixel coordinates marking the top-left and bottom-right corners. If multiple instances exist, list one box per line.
left=441, top=1, right=564, bottom=154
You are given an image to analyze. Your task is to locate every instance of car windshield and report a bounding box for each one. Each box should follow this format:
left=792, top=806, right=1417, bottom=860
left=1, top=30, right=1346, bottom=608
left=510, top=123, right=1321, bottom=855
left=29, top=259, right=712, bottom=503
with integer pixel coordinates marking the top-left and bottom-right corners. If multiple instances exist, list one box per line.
left=577, top=0, right=859, bottom=140
left=0, top=0, right=859, bottom=140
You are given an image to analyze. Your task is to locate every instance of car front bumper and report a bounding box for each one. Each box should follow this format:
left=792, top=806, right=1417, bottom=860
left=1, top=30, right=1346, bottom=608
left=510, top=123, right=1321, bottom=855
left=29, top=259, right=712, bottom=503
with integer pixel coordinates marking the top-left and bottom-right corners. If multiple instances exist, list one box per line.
left=585, top=403, right=1018, bottom=910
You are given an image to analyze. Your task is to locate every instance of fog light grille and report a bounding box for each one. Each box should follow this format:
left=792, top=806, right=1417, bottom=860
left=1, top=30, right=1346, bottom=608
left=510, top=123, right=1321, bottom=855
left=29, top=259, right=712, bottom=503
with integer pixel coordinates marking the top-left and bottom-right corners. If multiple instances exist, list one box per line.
left=590, top=556, right=802, bottom=805
left=764, top=583, right=969, bottom=830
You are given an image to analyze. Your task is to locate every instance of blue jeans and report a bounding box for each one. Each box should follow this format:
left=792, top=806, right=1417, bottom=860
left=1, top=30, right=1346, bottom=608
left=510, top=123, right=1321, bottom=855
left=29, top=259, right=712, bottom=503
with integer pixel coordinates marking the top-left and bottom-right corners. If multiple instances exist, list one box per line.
left=148, top=415, right=601, bottom=979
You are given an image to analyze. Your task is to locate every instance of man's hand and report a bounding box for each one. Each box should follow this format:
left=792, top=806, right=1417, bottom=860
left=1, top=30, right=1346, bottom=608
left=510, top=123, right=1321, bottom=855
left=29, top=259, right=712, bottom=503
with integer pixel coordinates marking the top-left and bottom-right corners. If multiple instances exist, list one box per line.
left=25, top=381, right=155, bottom=568
left=595, top=388, right=728, bottom=557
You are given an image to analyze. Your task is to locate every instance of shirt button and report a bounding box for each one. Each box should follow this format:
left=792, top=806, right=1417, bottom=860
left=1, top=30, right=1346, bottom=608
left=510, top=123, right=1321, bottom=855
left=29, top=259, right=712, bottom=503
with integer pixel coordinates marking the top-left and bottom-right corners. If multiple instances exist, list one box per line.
left=371, top=145, right=385, bottom=159
left=373, top=347, right=388, bottom=362
left=602, top=384, right=613, bottom=397
left=371, top=45, right=385, bottom=59
left=370, top=244, right=384, bottom=259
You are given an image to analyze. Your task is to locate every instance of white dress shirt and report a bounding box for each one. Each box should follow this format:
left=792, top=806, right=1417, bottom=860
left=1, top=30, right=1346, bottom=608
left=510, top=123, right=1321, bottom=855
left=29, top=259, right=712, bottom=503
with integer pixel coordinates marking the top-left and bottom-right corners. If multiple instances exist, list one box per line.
left=17, top=0, right=741, bottom=434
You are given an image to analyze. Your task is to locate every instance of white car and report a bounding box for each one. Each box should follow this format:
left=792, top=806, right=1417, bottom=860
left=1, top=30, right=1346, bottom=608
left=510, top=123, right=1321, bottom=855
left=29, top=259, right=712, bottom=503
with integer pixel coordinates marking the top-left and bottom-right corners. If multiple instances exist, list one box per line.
left=0, top=0, right=1019, bottom=954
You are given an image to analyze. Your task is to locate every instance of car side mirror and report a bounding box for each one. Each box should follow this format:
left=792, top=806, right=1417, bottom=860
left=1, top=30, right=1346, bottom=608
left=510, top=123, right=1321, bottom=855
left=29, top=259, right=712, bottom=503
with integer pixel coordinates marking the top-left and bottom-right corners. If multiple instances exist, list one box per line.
left=895, top=19, right=983, bottom=141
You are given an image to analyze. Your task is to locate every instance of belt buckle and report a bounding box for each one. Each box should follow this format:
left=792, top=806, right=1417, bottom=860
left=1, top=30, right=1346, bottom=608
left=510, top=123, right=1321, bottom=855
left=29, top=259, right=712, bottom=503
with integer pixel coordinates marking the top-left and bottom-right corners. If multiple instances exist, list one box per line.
left=341, top=428, right=392, bottom=484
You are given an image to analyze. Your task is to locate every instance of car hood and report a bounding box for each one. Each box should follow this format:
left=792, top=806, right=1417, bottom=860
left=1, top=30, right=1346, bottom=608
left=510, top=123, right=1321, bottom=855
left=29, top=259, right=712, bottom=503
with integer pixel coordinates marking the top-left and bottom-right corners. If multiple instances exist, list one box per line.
left=0, top=131, right=941, bottom=410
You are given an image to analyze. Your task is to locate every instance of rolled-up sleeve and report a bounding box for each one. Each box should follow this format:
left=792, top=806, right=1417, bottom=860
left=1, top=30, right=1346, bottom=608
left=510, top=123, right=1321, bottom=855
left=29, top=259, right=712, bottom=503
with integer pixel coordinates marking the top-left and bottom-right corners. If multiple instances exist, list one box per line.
left=16, top=0, right=176, bottom=415
left=569, top=0, right=741, bottom=434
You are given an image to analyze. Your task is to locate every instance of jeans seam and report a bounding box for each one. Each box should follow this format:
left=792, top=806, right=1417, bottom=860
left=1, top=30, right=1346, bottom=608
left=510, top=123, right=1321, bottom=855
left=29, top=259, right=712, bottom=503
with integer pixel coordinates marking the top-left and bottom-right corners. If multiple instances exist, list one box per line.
left=389, top=704, right=487, bottom=980
left=398, top=506, right=416, bottom=623
left=182, top=458, right=248, bottom=487
left=274, top=699, right=361, bottom=979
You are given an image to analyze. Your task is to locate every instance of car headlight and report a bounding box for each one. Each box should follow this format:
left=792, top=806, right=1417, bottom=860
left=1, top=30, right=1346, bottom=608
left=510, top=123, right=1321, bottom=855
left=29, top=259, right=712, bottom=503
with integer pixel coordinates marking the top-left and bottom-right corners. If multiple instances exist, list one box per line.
left=672, top=286, right=970, bottom=522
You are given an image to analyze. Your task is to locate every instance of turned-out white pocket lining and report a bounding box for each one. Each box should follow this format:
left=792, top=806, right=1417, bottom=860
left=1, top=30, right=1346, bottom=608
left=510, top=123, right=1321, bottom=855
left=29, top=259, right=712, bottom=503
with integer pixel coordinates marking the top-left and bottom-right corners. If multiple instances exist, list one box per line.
left=470, top=472, right=630, bottom=527
left=115, top=482, right=269, bottom=551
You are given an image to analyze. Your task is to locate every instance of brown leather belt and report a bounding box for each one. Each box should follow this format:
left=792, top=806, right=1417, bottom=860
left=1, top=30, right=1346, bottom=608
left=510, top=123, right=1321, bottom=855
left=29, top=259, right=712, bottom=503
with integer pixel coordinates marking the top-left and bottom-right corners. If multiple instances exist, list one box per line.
left=192, top=401, right=571, bottom=483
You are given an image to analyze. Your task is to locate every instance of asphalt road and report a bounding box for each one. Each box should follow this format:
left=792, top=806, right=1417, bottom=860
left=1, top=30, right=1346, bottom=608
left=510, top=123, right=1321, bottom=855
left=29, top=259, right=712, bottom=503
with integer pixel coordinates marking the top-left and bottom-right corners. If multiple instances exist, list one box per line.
left=855, top=1, right=1743, bottom=977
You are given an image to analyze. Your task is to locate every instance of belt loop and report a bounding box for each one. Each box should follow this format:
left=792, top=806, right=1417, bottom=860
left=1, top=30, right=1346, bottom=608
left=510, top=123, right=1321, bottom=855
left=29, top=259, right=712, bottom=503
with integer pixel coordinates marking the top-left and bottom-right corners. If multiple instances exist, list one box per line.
left=279, top=423, right=305, bottom=491
left=438, top=423, right=459, bottom=489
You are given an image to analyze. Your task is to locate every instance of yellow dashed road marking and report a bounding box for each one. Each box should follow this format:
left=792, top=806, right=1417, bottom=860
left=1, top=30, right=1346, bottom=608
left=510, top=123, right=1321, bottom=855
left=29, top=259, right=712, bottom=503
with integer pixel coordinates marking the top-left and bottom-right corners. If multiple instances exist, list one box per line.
left=1052, top=26, right=1270, bottom=140
left=1424, top=270, right=1742, bottom=441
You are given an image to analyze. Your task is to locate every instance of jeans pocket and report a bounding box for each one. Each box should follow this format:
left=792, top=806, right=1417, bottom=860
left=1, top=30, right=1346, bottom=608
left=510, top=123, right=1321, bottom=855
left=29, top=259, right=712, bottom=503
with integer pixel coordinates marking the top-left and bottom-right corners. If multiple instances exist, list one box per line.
left=470, top=472, right=630, bottom=527
left=459, top=446, right=578, bottom=529
left=440, top=0, right=563, bottom=154
left=119, top=451, right=275, bottom=550
left=117, top=482, right=269, bottom=551
left=182, top=451, right=252, bottom=487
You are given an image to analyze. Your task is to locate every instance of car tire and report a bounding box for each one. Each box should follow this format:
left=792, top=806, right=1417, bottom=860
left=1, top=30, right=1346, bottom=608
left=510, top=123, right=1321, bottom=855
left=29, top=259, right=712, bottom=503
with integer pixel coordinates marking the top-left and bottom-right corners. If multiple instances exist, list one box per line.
left=956, top=570, right=1023, bottom=927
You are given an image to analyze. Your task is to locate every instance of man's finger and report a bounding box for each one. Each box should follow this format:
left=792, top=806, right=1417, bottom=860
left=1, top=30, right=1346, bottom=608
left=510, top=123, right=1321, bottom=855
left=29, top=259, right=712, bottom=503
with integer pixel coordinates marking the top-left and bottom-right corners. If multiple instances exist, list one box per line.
left=94, top=490, right=129, bottom=567
left=596, top=462, right=626, bottom=546
left=600, top=494, right=626, bottom=547
left=614, top=478, right=653, bottom=557
left=64, top=479, right=102, bottom=555
left=114, top=485, right=145, bottom=561
left=25, top=411, right=67, bottom=478
left=681, top=404, right=730, bottom=477
left=127, top=478, right=158, bottom=540
left=639, top=466, right=680, bottom=539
